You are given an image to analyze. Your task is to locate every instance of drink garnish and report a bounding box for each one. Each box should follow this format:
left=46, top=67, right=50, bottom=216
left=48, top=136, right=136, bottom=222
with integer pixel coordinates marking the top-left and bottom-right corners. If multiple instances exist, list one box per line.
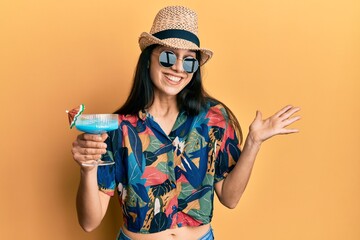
left=66, top=104, right=85, bottom=129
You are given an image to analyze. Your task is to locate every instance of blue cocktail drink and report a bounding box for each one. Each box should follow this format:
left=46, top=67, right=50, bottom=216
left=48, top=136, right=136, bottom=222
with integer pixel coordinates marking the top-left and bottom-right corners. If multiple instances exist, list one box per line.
left=75, top=114, right=119, bottom=134
left=75, top=114, right=119, bottom=166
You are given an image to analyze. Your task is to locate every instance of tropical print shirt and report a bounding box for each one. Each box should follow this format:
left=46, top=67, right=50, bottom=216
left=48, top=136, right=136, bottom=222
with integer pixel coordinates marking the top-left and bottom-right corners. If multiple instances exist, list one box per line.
left=97, top=100, right=242, bottom=234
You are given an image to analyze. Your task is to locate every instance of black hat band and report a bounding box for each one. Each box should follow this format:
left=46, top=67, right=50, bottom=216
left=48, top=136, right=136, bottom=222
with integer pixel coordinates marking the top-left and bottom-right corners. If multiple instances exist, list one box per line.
left=152, top=29, right=200, bottom=47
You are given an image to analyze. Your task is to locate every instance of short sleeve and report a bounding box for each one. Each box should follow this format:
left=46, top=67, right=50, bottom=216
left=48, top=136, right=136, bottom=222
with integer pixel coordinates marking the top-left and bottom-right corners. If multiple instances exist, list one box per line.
left=214, top=119, right=242, bottom=183
left=97, top=130, right=117, bottom=196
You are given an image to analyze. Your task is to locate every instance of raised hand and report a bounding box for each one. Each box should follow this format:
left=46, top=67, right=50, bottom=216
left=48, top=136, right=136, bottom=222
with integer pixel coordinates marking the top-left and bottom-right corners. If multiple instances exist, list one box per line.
left=249, top=105, right=301, bottom=144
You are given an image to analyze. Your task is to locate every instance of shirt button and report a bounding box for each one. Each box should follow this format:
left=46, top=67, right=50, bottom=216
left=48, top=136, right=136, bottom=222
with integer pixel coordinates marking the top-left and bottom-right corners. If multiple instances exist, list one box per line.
left=177, top=223, right=182, bottom=227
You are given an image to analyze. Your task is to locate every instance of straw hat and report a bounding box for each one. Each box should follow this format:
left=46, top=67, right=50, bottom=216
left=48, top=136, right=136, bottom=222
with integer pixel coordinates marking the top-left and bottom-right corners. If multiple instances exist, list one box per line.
left=139, top=6, right=213, bottom=65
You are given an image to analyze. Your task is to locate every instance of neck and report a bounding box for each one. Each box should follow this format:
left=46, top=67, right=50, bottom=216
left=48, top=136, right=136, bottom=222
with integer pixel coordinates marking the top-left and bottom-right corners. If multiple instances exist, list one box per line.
left=148, top=95, right=178, bottom=118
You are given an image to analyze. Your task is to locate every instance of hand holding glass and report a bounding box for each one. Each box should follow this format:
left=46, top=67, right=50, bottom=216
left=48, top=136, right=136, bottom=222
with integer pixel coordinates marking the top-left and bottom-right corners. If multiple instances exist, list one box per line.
left=75, top=114, right=118, bottom=166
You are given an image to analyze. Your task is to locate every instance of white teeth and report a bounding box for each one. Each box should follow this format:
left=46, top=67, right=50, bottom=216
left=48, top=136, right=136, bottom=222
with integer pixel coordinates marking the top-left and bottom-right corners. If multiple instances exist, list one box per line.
left=166, top=75, right=181, bottom=82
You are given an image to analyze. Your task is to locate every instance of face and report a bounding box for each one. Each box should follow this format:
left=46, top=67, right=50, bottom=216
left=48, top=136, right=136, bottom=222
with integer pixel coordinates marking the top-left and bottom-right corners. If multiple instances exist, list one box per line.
left=149, top=46, right=197, bottom=98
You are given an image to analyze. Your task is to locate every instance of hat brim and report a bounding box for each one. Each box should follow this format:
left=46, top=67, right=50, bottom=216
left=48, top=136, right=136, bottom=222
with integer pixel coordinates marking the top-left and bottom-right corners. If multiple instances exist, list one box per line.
left=139, top=32, right=213, bottom=65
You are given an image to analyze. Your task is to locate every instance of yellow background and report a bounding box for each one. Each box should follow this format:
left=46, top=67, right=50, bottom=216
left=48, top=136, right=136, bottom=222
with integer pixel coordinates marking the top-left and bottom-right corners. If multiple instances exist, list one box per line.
left=1, top=0, right=359, bottom=239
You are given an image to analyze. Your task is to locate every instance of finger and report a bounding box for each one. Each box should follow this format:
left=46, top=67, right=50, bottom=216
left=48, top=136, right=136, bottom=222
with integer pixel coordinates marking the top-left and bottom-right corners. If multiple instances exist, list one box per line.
left=74, top=153, right=102, bottom=162
left=82, top=133, right=108, bottom=142
left=72, top=140, right=79, bottom=148
left=274, top=105, right=293, bottom=118
left=83, top=154, right=102, bottom=161
left=255, top=110, right=262, bottom=121
left=79, top=147, right=107, bottom=155
left=279, top=128, right=300, bottom=134
left=72, top=145, right=106, bottom=161
left=77, top=139, right=107, bottom=149
left=71, top=140, right=82, bottom=155
left=282, top=115, right=301, bottom=127
left=279, top=107, right=301, bottom=120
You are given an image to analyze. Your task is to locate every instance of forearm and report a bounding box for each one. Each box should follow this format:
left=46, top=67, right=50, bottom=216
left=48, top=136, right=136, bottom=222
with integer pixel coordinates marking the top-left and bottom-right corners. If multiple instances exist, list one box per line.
left=76, top=167, right=107, bottom=232
left=219, top=133, right=261, bottom=208
left=219, top=105, right=301, bottom=208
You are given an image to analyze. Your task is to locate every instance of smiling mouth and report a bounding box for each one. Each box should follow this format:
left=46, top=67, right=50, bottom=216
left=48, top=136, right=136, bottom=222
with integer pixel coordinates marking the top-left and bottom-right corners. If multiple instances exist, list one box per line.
left=165, top=74, right=182, bottom=83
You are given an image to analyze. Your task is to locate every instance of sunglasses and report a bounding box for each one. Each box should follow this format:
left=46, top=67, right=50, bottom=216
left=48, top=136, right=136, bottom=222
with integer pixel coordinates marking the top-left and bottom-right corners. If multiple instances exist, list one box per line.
left=158, top=50, right=199, bottom=73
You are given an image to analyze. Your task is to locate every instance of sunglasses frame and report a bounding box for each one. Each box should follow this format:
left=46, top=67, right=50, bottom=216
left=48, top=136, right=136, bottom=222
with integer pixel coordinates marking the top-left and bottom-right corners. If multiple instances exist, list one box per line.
left=157, top=50, right=199, bottom=73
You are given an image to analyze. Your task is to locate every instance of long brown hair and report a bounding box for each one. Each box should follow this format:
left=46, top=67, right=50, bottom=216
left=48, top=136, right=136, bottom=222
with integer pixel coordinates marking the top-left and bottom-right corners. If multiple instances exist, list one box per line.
left=114, top=45, right=243, bottom=144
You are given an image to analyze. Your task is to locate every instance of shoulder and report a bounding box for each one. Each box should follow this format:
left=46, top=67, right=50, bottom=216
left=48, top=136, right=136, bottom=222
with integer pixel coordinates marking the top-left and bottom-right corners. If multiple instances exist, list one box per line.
left=204, top=98, right=230, bottom=120
left=202, top=99, right=230, bottom=129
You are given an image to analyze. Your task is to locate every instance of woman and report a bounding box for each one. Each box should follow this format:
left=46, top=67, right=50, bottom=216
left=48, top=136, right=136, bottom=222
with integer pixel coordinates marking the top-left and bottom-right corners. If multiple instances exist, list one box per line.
left=71, top=6, right=301, bottom=240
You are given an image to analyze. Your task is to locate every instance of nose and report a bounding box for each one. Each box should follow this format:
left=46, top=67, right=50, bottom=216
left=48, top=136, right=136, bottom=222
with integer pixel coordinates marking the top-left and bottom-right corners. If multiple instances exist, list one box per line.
left=170, top=57, right=185, bottom=73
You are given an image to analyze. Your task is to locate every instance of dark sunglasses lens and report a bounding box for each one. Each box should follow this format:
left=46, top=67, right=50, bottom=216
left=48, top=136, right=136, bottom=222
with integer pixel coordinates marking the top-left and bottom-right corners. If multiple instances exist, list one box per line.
left=183, top=57, right=199, bottom=73
left=159, top=51, right=199, bottom=73
left=159, top=51, right=176, bottom=68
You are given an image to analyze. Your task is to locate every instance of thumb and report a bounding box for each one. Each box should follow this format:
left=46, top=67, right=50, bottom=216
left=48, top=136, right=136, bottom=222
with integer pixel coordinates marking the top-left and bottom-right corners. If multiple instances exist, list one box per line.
left=255, top=110, right=262, bottom=121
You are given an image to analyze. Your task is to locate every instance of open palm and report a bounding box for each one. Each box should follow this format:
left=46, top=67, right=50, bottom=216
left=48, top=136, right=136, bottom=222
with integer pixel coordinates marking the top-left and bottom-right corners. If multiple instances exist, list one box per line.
left=249, top=105, right=301, bottom=143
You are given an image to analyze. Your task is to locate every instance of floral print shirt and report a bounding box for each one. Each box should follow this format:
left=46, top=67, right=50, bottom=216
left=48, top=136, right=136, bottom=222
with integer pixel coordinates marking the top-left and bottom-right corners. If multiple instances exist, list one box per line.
left=97, top=100, right=241, bottom=234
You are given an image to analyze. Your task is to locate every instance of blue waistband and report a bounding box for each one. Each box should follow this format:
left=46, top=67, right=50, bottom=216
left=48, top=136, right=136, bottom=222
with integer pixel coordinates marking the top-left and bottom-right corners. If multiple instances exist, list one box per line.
left=118, top=226, right=214, bottom=240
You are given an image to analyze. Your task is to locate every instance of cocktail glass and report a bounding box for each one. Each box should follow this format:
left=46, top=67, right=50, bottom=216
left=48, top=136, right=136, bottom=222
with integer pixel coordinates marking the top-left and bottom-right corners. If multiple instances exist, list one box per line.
left=75, top=114, right=118, bottom=166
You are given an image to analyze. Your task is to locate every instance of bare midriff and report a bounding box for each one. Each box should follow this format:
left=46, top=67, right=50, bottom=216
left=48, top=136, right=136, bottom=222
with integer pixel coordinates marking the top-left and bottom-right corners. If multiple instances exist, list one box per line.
left=122, top=223, right=211, bottom=240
